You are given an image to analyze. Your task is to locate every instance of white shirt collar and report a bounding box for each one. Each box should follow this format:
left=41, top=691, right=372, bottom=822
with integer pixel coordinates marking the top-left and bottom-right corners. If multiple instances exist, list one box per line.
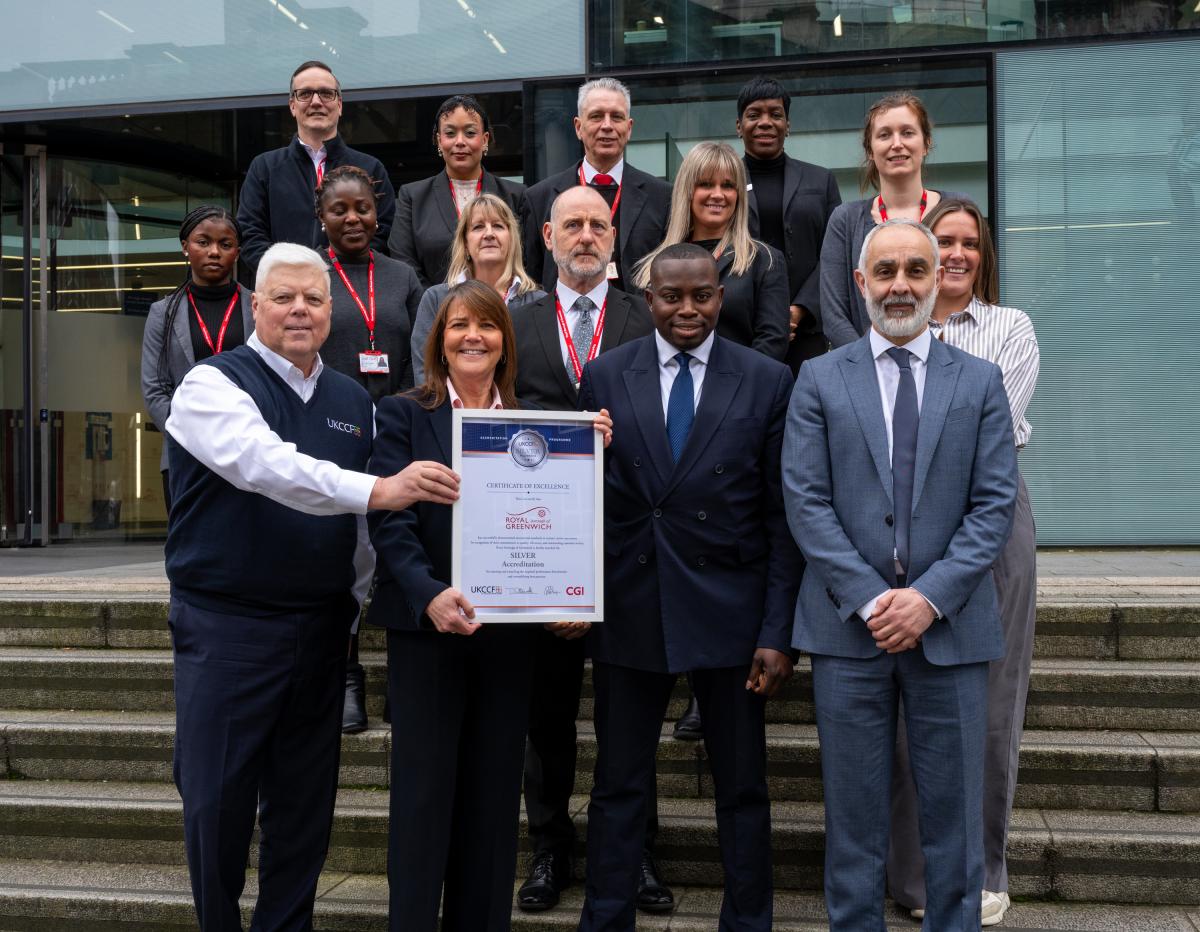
left=869, top=326, right=933, bottom=364
left=655, top=329, right=715, bottom=369
left=300, top=141, right=327, bottom=168
left=581, top=157, right=625, bottom=185
left=447, top=378, right=503, bottom=409
left=247, top=331, right=325, bottom=384
left=556, top=278, right=609, bottom=314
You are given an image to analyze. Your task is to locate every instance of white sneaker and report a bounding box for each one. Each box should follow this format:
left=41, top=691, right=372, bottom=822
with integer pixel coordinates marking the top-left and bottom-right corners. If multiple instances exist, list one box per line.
left=981, top=890, right=1010, bottom=926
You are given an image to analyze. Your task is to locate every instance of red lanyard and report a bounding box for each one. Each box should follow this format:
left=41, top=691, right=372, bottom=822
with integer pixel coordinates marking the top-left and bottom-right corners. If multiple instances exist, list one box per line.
left=578, top=164, right=623, bottom=220
left=877, top=189, right=927, bottom=223
left=555, top=294, right=607, bottom=384
left=188, top=286, right=240, bottom=355
left=328, top=248, right=376, bottom=348
left=448, top=172, right=484, bottom=216
left=315, top=155, right=327, bottom=189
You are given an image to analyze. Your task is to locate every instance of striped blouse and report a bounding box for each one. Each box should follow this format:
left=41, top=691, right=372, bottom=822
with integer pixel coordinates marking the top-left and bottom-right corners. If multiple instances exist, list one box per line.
left=928, top=297, right=1039, bottom=449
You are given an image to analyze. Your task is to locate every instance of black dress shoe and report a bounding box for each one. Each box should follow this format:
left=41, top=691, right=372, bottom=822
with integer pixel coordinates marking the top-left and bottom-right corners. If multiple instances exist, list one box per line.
left=672, top=695, right=703, bottom=741
left=517, top=850, right=571, bottom=911
left=636, top=851, right=674, bottom=913
left=341, top=662, right=367, bottom=735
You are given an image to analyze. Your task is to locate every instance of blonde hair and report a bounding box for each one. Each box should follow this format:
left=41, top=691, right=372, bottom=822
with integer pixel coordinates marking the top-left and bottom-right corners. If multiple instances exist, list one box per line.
left=634, top=142, right=765, bottom=289
left=444, top=193, right=539, bottom=296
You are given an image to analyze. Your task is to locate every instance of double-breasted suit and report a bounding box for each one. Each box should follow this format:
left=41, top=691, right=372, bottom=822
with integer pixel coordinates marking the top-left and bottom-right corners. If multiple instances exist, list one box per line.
left=576, top=333, right=801, bottom=932
left=387, top=169, right=526, bottom=288
left=782, top=332, right=1018, bottom=931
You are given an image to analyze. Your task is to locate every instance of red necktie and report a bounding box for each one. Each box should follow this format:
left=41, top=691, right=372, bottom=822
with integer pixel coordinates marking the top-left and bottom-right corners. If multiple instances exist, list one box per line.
left=315, top=155, right=327, bottom=189
left=592, top=173, right=615, bottom=186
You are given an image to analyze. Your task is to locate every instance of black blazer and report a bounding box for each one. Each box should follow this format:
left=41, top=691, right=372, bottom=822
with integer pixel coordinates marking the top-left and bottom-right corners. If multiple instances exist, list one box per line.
left=512, top=286, right=653, bottom=411
left=387, top=169, right=526, bottom=288
left=237, top=135, right=397, bottom=278
left=578, top=335, right=802, bottom=674
left=712, top=244, right=790, bottom=362
left=745, top=155, right=841, bottom=366
left=519, top=161, right=672, bottom=292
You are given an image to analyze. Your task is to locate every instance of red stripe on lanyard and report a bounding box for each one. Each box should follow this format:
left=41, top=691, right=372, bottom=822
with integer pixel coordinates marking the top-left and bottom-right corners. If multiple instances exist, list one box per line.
left=555, top=294, right=607, bottom=385
left=188, top=286, right=240, bottom=356
left=579, top=164, right=622, bottom=220
left=449, top=172, right=485, bottom=217
left=315, top=155, right=327, bottom=189
left=877, top=189, right=927, bottom=223
left=328, top=248, right=376, bottom=348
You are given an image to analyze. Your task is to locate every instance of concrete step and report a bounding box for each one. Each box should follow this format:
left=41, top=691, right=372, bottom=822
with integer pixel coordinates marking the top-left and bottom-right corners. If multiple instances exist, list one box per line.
left=0, top=859, right=1197, bottom=932
left=3, top=710, right=1196, bottom=814
left=3, top=594, right=1199, bottom=660
left=0, top=782, right=1196, bottom=905
left=2, top=647, right=1198, bottom=732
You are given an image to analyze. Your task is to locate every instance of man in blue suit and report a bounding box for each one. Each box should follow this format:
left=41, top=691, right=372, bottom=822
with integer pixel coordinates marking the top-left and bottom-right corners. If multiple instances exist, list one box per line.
left=783, top=219, right=1018, bottom=931
left=577, top=242, right=801, bottom=932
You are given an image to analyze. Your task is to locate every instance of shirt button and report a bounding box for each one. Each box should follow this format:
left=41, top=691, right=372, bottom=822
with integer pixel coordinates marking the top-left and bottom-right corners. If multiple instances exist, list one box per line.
left=714, top=464, right=725, bottom=475
left=697, top=556, right=707, bottom=567
left=653, top=509, right=662, bottom=518
left=633, top=457, right=642, bottom=467
left=637, top=554, right=648, bottom=565
left=697, top=511, right=707, bottom=521
left=885, top=514, right=894, bottom=526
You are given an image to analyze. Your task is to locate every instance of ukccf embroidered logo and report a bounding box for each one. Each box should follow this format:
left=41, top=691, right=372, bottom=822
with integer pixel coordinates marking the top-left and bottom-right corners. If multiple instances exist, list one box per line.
left=327, top=418, right=363, bottom=438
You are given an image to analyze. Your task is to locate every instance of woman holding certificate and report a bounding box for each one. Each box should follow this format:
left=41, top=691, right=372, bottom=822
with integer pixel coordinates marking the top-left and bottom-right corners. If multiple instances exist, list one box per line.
left=368, top=279, right=610, bottom=932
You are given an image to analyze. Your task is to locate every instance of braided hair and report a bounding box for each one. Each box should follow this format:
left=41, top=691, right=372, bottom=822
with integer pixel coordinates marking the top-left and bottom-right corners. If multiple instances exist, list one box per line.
left=314, top=163, right=380, bottom=219
left=156, top=205, right=240, bottom=384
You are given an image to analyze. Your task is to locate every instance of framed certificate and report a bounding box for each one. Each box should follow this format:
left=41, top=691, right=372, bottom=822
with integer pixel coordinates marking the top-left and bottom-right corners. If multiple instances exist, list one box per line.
left=451, top=409, right=604, bottom=623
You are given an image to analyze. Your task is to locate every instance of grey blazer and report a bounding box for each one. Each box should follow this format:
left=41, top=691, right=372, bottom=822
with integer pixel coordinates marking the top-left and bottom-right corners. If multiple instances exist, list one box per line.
left=410, top=283, right=546, bottom=384
left=819, top=190, right=969, bottom=348
left=782, top=334, right=1018, bottom=666
left=140, top=288, right=255, bottom=470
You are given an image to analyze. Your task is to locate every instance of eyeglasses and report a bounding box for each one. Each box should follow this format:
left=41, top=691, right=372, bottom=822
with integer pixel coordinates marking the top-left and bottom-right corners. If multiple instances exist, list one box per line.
left=291, top=87, right=340, bottom=103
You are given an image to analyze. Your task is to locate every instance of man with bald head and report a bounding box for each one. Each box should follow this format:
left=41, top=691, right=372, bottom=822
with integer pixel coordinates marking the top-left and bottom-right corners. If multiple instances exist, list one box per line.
left=511, top=184, right=668, bottom=913
left=782, top=220, right=1018, bottom=931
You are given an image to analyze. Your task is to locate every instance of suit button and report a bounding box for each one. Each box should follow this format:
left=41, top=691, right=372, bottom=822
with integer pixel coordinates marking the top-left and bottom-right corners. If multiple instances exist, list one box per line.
left=633, top=457, right=642, bottom=467
left=885, top=514, right=894, bottom=526
left=714, top=464, right=725, bottom=475
left=697, top=556, right=706, bottom=567
left=637, top=554, right=647, bottom=565
left=653, top=509, right=662, bottom=518
left=697, top=511, right=707, bottom=521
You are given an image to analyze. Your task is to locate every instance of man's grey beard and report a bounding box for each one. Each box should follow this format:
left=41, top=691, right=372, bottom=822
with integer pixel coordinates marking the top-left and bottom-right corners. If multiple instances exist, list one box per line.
left=866, top=288, right=937, bottom=339
left=557, top=250, right=607, bottom=282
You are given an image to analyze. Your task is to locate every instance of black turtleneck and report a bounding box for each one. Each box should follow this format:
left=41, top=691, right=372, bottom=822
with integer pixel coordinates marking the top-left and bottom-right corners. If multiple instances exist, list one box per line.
left=744, top=152, right=787, bottom=254
left=186, top=280, right=244, bottom=361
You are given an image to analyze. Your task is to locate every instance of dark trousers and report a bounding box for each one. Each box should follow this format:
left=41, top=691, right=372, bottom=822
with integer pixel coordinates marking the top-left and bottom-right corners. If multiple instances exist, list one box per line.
left=170, top=596, right=349, bottom=932
left=386, top=625, right=535, bottom=932
left=523, top=630, right=658, bottom=862
left=578, top=662, right=772, bottom=932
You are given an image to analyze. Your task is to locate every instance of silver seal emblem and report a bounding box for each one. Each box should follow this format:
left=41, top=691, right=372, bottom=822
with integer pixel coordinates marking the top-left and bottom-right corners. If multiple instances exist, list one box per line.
left=509, top=429, right=549, bottom=469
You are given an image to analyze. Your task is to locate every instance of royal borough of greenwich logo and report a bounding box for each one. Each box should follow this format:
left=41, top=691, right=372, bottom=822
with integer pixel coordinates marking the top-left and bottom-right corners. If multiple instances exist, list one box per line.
left=508, top=428, right=548, bottom=469
left=507, top=506, right=552, bottom=531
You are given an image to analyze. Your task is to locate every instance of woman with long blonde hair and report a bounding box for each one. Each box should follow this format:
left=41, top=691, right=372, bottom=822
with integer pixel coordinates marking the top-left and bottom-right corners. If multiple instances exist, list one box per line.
left=635, top=141, right=790, bottom=360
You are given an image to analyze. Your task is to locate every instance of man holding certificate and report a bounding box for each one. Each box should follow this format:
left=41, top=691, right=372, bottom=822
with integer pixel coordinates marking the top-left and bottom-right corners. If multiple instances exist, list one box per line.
left=577, top=242, right=803, bottom=932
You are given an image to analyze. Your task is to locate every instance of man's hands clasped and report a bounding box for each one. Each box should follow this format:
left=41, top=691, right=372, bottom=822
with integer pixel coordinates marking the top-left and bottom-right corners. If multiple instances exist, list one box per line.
left=867, top=588, right=937, bottom=654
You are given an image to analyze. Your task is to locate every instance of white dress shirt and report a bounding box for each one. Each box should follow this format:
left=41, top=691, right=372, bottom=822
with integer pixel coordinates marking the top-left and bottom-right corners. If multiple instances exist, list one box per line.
left=165, top=332, right=377, bottom=606
left=858, top=327, right=938, bottom=622
left=554, top=279, right=610, bottom=375
left=581, top=158, right=625, bottom=185
left=655, top=330, right=714, bottom=418
left=301, top=140, right=327, bottom=176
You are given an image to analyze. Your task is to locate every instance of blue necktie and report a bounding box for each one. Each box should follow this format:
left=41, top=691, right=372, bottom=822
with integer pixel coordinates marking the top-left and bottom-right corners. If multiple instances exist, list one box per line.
left=887, top=347, right=919, bottom=576
left=666, top=352, right=694, bottom=462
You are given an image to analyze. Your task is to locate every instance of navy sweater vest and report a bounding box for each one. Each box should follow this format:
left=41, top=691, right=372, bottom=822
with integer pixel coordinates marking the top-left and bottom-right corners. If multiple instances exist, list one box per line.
left=166, top=345, right=373, bottom=616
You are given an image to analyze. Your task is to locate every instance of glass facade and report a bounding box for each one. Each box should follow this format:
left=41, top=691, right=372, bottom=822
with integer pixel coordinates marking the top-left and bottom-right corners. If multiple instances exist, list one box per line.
left=1, top=0, right=583, bottom=113
left=996, top=37, right=1200, bottom=545
left=592, top=1, right=1200, bottom=68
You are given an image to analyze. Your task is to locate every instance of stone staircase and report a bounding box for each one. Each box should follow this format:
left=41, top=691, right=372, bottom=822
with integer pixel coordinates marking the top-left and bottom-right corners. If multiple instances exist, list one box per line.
left=0, top=579, right=1198, bottom=930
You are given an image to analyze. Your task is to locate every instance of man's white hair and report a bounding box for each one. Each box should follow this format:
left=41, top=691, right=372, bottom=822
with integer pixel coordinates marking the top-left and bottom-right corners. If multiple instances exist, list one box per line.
left=577, top=77, right=631, bottom=116
left=857, top=218, right=940, bottom=276
left=255, top=242, right=331, bottom=293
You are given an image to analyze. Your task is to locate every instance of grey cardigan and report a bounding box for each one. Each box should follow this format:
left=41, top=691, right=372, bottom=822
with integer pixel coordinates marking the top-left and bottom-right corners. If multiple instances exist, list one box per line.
left=140, top=287, right=255, bottom=470
left=410, top=282, right=546, bottom=384
left=819, top=191, right=968, bottom=348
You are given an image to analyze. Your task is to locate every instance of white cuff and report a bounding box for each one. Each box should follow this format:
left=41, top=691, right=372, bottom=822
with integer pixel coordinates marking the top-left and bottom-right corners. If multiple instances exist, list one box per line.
left=336, top=471, right=378, bottom=515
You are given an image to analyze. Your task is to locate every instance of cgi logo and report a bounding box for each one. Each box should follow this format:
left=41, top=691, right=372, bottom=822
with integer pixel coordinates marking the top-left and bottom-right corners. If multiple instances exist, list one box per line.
left=327, top=418, right=363, bottom=438
left=566, top=585, right=586, bottom=596
left=470, top=585, right=503, bottom=595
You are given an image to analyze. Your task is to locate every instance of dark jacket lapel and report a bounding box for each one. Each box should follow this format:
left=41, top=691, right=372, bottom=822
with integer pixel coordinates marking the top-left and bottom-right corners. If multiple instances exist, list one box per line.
left=662, top=337, right=740, bottom=498
left=840, top=335, right=893, bottom=503
left=623, top=336, right=673, bottom=486
left=431, top=397, right=452, bottom=463
left=432, top=170, right=460, bottom=239
left=618, top=167, right=647, bottom=257
left=782, top=155, right=802, bottom=214
left=912, top=337, right=960, bottom=510
left=598, top=289, right=632, bottom=354
left=532, top=295, right=579, bottom=403
left=172, top=294, right=196, bottom=367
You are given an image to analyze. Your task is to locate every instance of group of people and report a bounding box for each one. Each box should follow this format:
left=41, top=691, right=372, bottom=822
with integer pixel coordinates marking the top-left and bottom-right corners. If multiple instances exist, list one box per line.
left=141, top=58, right=1040, bottom=932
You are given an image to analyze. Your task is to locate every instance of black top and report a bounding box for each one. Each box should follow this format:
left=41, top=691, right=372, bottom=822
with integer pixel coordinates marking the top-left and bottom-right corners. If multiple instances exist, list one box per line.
left=186, top=281, right=246, bottom=362
left=744, top=152, right=787, bottom=253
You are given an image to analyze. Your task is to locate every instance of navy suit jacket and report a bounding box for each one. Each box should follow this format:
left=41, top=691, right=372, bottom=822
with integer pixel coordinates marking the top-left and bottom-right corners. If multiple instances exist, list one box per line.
left=782, top=333, right=1018, bottom=666
left=578, top=334, right=802, bottom=674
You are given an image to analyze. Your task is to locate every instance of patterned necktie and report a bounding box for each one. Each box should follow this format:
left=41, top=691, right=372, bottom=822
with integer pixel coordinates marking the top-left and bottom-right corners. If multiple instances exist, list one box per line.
left=666, top=352, right=694, bottom=462
left=886, top=347, right=919, bottom=576
left=567, top=296, right=595, bottom=386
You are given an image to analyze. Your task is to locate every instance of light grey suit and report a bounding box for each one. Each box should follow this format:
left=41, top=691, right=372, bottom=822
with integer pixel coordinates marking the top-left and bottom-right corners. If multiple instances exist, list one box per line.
left=140, top=288, right=255, bottom=470
left=782, top=332, right=1018, bottom=931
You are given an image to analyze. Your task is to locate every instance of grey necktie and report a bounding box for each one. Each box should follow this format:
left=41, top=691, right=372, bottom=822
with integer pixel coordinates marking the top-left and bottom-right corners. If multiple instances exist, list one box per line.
left=568, top=296, right=595, bottom=385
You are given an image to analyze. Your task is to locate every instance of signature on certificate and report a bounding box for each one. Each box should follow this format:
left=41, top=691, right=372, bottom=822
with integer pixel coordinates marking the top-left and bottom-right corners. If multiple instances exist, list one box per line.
left=508, top=586, right=534, bottom=595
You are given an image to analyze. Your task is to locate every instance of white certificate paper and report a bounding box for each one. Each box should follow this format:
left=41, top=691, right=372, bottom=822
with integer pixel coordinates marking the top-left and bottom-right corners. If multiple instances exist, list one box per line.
left=452, top=409, right=604, bottom=623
